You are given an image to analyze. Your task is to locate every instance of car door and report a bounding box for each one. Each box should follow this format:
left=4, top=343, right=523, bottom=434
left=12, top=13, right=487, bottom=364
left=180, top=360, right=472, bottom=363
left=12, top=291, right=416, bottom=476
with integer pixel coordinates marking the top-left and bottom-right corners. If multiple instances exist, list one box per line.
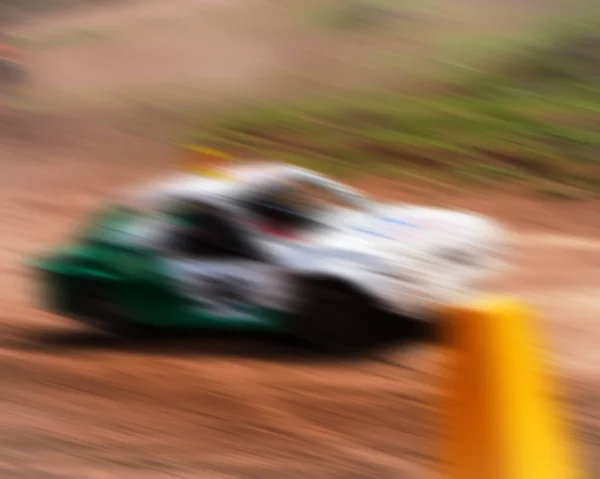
left=159, top=202, right=291, bottom=322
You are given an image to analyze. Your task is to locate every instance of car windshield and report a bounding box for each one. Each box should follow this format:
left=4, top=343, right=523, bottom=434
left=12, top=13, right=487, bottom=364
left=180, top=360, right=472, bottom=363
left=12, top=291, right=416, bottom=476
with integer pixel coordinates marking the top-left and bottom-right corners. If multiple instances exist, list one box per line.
left=239, top=177, right=371, bottom=240
left=294, top=178, right=370, bottom=213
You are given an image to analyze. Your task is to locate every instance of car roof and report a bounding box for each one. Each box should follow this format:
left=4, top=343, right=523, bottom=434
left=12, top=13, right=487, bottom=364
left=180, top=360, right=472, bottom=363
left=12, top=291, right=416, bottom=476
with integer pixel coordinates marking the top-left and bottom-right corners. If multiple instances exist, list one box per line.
left=224, top=162, right=316, bottom=187
left=131, top=163, right=320, bottom=208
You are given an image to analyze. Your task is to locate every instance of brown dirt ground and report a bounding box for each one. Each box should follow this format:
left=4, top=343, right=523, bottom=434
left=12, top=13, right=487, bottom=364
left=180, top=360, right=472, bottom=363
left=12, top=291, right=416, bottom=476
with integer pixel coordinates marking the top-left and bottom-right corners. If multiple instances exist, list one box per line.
left=0, top=122, right=599, bottom=478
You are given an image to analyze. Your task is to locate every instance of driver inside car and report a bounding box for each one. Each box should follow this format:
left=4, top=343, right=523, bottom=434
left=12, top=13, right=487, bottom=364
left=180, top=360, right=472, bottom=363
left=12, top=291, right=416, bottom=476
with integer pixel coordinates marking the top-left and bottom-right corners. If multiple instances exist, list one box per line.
left=266, top=188, right=302, bottom=215
left=252, top=185, right=314, bottom=238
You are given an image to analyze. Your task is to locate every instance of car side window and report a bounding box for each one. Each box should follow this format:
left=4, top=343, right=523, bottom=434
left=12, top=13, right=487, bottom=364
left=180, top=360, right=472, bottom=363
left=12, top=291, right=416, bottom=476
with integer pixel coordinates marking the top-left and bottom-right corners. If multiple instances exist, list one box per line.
left=294, top=178, right=365, bottom=212
left=168, top=204, right=255, bottom=259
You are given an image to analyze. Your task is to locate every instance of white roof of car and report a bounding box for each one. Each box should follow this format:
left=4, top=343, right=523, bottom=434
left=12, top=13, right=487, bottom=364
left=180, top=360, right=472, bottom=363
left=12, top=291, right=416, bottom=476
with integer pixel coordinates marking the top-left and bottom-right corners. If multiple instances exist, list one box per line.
left=131, top=163, right=319, bottom=207
left=225, top=162, right=317, bottom=185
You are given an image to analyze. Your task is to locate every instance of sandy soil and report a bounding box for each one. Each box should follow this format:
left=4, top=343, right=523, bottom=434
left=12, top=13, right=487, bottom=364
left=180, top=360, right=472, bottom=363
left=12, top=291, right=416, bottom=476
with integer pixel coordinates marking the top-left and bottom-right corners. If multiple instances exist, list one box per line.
left=0, top=123, right=598, bottom=478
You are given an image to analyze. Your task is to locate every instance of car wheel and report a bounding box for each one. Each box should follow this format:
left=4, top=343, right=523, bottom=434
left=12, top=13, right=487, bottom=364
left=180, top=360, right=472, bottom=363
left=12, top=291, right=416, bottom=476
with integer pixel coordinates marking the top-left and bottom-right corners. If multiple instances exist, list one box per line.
left=79, top=303, right=158, bottom=338
left=295, top=278, right=388, bottom=352
left=100, top=318, right=160, bottom=338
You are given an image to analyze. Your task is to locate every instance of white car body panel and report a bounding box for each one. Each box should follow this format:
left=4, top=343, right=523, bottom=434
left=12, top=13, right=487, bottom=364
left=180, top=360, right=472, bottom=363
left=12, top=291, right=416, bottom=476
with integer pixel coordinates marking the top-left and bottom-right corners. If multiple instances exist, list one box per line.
left=114, top=163, right=507, bottom=319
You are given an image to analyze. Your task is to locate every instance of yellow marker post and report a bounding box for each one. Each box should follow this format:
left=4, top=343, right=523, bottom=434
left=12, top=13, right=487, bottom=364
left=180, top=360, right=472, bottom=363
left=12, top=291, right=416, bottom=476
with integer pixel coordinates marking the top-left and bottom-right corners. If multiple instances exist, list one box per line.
left=442, top=297, right=582, bottom=479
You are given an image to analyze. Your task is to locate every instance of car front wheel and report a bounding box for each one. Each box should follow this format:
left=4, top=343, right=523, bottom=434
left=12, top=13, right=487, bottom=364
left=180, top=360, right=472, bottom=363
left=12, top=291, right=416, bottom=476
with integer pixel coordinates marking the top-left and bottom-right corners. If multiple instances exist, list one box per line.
left=294, top=278, right=389, bottom=352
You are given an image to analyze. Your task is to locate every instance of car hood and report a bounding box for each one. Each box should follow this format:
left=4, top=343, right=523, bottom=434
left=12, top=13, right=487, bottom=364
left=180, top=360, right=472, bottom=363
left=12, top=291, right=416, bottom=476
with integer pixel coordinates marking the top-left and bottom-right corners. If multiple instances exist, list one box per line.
left=312, top=203, right=502, bottom=255
left=263, top=203, right=504, bottom=272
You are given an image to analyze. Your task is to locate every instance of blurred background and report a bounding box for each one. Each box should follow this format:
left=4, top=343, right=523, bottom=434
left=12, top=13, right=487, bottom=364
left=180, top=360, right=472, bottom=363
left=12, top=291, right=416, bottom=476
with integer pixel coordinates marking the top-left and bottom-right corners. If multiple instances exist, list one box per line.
left=1, top=0, right=599, bottom=477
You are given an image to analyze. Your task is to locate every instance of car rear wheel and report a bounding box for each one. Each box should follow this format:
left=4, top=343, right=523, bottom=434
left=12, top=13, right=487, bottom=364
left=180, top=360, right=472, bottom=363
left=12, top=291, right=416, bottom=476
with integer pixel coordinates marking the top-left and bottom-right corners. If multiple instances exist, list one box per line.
left=74, top=292, right=158, bottom=338
left=294, top=278, right=389, bottom=352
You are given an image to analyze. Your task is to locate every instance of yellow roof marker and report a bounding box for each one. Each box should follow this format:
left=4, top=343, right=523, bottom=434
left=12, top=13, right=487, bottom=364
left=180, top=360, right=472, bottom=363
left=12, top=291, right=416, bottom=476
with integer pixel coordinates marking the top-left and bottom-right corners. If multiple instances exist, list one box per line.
left=180, top=145, right=233, bottom=159
left=178, top=145, right=236, bottom=180
left=441, top=297, right=583, bottom=479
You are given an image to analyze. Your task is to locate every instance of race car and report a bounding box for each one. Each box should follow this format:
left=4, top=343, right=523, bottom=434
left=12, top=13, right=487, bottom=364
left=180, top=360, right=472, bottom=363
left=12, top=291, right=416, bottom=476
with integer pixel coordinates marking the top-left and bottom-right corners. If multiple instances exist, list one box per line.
left=30, top=162, right=507, bottom=349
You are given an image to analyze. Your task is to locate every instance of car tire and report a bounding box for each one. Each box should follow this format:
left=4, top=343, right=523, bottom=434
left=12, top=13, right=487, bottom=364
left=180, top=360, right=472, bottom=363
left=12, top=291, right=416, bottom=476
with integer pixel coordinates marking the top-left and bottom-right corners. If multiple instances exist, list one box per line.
left=295, top=278, right=388, bottom=352
left=80, top=308, right=158, bottom=338
left=101, top=318, right=160, bottom=338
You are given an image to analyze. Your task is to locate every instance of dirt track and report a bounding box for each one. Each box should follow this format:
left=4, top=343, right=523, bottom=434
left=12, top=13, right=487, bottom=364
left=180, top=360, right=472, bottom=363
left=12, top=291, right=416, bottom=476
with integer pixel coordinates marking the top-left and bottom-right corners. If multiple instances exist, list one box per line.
left=0, top=123, right=598, bottom=478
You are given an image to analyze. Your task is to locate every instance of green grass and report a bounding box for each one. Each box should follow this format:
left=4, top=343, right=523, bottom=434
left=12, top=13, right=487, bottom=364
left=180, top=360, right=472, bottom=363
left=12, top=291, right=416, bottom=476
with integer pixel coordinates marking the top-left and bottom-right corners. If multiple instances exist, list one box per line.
left=186, top=12, right=600, bottom=196
left=188, top=83, right=600, bottom=192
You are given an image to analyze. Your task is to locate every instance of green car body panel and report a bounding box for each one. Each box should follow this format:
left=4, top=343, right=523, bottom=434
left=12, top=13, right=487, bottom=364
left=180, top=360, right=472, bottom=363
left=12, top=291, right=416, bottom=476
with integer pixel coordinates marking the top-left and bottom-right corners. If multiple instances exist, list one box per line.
left=29, top=206, right=290, bottom=333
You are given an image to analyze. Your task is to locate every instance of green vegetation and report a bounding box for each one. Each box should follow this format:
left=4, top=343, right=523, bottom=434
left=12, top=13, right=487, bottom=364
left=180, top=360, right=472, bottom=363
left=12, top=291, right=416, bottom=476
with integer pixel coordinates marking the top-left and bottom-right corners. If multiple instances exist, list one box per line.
left=3, top=0, right=598, bottom=198
left=188, top=11, right=600, bottom=196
